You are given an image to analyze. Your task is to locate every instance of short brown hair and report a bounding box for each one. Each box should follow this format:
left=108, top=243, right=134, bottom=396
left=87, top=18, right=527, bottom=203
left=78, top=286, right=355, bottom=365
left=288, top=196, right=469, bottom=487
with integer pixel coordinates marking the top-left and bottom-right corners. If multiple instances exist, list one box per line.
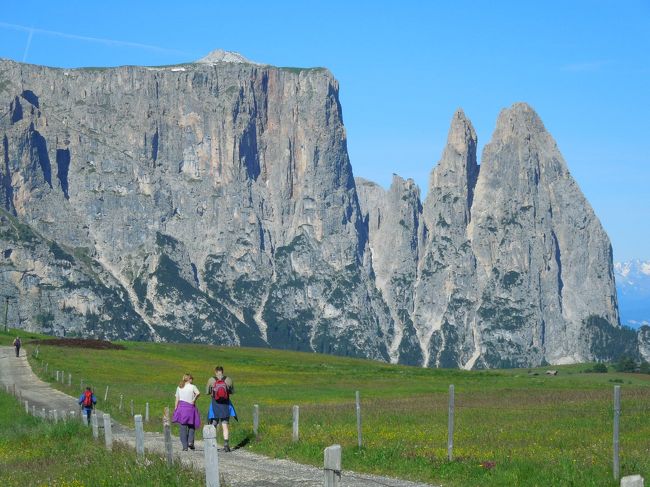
left=215, top=366, right=224, bottom=373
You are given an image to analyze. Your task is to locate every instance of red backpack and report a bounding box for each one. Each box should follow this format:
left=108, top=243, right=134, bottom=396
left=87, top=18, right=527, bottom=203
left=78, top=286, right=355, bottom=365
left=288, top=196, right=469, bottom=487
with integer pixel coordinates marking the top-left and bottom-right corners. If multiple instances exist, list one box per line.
left=212, top=379, right=229, bottom=402
left=83, top=390, right=93, bottom=407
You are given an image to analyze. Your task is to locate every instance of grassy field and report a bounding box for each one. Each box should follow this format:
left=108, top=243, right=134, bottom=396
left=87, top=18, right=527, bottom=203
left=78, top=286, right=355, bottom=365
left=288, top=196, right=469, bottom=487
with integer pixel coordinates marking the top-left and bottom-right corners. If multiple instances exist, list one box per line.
left=0, top=388, right=203, bottom=486
left=2, top=328, right=649, bottom=486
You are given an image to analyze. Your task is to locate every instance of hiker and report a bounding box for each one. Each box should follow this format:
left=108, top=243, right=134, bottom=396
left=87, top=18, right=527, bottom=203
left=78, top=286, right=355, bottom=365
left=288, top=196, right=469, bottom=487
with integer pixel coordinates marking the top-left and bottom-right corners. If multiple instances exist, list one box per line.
left=173, top=373, right=201, bottom=451
left=78, top=387, right=97, bottom=425
left=206, top=366, right=235, bottom=452
left=12, top=336, right=21, bottom=357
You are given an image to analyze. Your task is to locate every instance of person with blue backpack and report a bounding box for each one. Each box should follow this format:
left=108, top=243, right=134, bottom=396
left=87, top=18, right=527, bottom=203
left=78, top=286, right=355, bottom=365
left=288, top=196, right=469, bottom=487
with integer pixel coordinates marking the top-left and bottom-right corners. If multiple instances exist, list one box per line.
left=206, top=366, right=235, bottom=452
left=78, top=387, right=97, bottom=425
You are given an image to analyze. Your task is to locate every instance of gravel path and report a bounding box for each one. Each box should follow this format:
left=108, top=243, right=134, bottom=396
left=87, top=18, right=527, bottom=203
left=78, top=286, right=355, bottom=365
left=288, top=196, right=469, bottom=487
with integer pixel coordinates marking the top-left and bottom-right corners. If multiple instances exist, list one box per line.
left=0, top=346, right=436, bottom=486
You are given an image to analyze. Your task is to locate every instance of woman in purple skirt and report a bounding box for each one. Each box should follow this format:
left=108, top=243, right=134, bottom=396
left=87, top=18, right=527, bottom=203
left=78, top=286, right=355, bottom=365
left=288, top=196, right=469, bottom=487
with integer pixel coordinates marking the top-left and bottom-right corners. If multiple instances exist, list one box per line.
left=172, top=373, right=201, bottom=451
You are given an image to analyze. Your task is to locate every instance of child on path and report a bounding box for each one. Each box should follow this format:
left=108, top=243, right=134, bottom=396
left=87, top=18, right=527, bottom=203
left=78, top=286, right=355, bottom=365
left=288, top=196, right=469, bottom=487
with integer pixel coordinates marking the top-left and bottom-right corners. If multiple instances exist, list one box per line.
left=78, top=387, right=97, bottom=425
left=173, top=373, right=201, bottom=451
left=206, top=366, right=234, bottom=452
left=12, top=337, right=21, bottom=357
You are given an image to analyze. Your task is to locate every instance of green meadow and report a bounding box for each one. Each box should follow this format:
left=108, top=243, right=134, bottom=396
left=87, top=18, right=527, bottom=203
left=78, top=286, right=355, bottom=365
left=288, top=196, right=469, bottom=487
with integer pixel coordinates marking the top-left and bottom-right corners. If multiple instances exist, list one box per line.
left=0, top=389, right=203, bottom=486
left=2, top=329, right=649, bottom=486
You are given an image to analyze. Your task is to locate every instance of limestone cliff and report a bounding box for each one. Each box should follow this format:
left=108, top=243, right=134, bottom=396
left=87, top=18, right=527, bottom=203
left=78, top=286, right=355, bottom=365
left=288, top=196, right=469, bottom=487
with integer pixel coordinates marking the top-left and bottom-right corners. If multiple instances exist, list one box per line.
left=0, top=54, right=641, bottom=367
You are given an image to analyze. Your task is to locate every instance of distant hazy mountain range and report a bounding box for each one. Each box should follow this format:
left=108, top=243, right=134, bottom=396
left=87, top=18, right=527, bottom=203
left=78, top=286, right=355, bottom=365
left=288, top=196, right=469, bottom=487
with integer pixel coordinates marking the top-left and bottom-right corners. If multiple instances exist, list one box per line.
left=615, top=261, right=650, bottom=328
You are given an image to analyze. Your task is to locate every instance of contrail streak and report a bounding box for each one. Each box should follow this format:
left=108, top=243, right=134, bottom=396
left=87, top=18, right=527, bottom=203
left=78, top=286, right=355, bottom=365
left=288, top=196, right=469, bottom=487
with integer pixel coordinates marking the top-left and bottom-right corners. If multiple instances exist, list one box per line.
left=22, top=27, right=33, bottom=62
left=0, top=21, right=191, bottom=57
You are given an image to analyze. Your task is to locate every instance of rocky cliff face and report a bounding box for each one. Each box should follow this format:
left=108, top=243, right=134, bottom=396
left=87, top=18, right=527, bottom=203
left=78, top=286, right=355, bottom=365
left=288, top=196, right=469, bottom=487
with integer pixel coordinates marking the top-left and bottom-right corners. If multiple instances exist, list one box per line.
left=0, top=53, right=643, bottom=367
left=358, top=105, right=642, bottom=368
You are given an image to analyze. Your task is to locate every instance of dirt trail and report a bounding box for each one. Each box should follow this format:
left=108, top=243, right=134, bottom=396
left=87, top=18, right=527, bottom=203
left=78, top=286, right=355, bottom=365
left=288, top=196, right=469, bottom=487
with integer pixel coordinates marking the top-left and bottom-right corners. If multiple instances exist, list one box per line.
left=0, top=346, right=435, bottom=487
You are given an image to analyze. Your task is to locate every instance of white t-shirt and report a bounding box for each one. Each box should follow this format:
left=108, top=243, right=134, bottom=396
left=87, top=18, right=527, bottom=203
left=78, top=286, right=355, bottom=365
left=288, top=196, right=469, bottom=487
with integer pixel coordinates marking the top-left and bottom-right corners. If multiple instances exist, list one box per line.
left=175, top=383, right=199, bottom=403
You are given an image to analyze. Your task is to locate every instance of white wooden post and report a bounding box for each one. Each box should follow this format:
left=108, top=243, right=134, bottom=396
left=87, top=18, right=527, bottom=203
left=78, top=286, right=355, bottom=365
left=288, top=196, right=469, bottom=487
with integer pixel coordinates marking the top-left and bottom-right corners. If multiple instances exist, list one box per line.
left=253, top=404, right=259, bottom=437
left=103, top=414, right=113, bottom=451
left=355, top=391, right=363, bottom=449
left=613, top=385, right=621, bottom=481
left=68, top=373, right=71, bottom=386
left=163, top=407, right=173, bottom=466
left=292, top=405, right=299, bottom=442
left=621, top=475, right=645, bottom=487
left=130, top=399, right=134, bottom=417
left=24, top=400, right=29, bottom=414
left=52, top=410, right=58, bottom=423
left=203, top=424, right=220, bottom=487
left=119, top=394, right=123, bottom=411
left=448, top=384, right=455, bottom=461
left=135, top=414, right=145, bottom=458
left=324, top=444, right=342, bottom=487
left=91, top=412, right=99, bottom=439
left=56, top=370, right=59, bottom=382
left=145, top=402, right=150, bottom=422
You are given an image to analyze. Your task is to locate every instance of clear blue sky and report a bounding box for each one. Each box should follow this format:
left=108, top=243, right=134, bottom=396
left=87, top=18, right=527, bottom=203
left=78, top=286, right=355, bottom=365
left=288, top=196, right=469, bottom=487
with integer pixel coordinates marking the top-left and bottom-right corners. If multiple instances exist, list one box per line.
left=1, top=1, right=648, bottom=261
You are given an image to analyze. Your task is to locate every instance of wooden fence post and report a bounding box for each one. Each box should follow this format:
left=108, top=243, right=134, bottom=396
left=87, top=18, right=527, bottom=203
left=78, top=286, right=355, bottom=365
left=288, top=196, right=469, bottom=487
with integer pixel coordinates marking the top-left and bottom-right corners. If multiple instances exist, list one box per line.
left=135, top=414, right=145, bottom=458
left=52, top=410, right=58, bottom=423
left=91, top=412, right=99, bottom=439
left=355, top=391, right=363, bottom=449
left=324, top=444, right=342, bottom=487
left=104, top=385, right=109, bottom=402
left=253, top=404, right=259, bottom=437
left=68, top=373, right=71, bottom=387
left=448, top=384, right=455, bottom=461
left=203, top=424, right=220, bottom=487
left=613, top=385, right=621, bottom=481
left=292, top=405, right=299, bottom=443
left=163, top=407, right=173, bottom=466
left=24, top=400, right=29, bottom=414
left=130, top=399, right=134, bottom=417
left=119, top=394, right=123, bottom=411
left=103, top=414, right=113, bottom=451
left=145, top=402, right=149, bottom=422
left=56, top=370, right=59, bottom=382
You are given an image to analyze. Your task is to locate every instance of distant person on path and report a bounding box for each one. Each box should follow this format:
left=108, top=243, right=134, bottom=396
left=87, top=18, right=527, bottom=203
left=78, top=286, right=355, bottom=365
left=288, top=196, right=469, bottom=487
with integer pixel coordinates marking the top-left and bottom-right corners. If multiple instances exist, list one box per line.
left=173, top=373, right=201, bottom=451
left=12, top=336, right=21, bottom=357
left=78, top=386, right=97, bottom=425
left=206, top=365, right=235, bottom=452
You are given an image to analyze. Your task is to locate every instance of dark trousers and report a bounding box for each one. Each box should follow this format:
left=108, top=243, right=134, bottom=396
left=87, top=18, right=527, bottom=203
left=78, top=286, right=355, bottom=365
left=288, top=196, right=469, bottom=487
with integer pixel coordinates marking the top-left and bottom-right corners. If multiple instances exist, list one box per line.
left=179, top=424, right=195, bottom=450
left=15, top=346, right=20, bottom=357
left=84, top=408, right=92, bottom=425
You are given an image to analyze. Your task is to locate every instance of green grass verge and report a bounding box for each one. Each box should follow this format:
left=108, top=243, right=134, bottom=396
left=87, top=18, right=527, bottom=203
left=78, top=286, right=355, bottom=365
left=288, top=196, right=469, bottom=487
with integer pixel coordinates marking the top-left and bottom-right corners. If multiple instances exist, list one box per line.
left=0, top=389, right=203, bottom=486
left=2, top=328, right=649, bottom=486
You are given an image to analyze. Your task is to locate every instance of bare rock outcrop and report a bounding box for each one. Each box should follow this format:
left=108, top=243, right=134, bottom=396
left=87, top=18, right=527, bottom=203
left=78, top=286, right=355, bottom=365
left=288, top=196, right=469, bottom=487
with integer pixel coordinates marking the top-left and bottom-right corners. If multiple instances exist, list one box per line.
left=0, top=55, right=640, bottom=367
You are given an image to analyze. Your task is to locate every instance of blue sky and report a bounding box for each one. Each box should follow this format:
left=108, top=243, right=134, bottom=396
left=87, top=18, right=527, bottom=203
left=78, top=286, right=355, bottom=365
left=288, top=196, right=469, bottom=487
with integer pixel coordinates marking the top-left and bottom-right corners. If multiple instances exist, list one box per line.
left=1, top=1, right=648, bottom=261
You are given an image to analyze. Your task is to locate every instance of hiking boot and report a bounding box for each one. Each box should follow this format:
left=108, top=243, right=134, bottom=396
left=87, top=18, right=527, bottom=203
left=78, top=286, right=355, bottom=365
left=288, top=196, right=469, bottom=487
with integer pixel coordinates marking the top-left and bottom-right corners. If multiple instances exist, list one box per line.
left=188, top=445, right=195, bottom=450
left=223, top=441, right=231, bottom=452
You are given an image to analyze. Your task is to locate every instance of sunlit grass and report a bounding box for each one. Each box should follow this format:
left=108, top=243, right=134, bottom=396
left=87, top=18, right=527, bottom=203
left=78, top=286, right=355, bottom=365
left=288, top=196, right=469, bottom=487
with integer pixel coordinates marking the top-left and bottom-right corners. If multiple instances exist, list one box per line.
left=0, top=389, right=203, bottom=486
left=2, top=328, right=649, bottom=486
